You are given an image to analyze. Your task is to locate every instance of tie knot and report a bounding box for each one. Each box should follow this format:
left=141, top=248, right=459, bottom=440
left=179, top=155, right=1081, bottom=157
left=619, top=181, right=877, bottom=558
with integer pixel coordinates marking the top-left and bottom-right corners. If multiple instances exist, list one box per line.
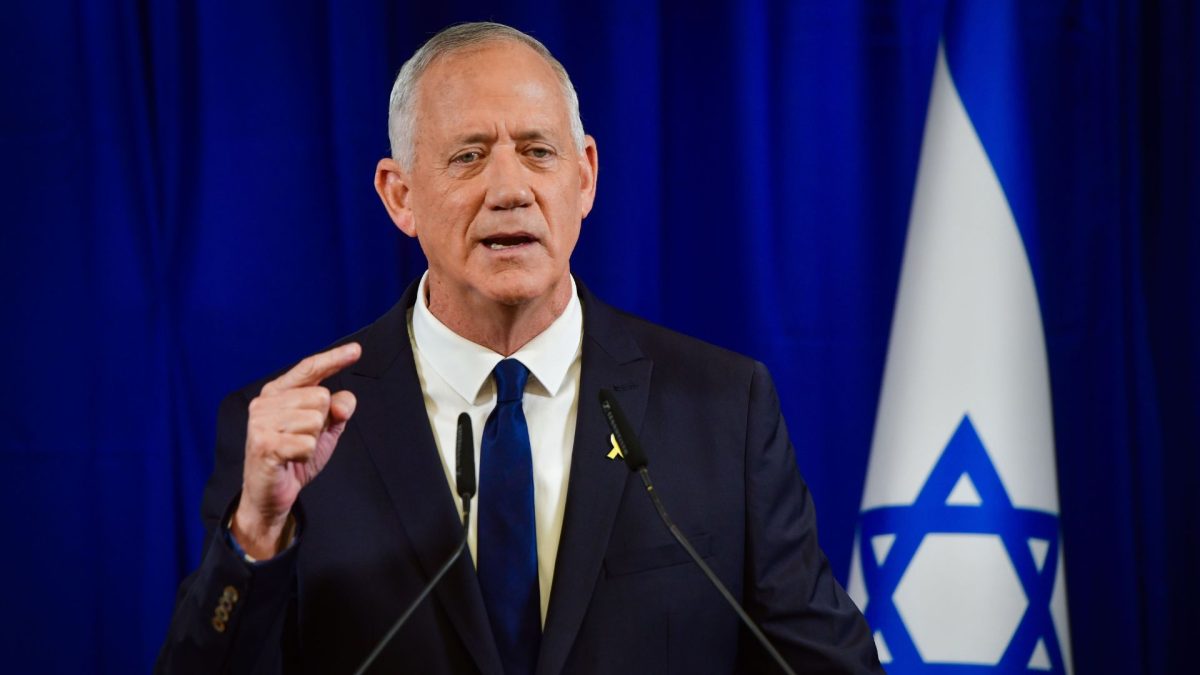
left=493, top=359, right=529, bottom=403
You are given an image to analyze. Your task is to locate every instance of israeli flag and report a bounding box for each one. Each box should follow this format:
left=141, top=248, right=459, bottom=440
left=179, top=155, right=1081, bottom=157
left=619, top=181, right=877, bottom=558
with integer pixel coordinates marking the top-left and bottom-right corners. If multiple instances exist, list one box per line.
left=846, top=23, right=1074, bottom=675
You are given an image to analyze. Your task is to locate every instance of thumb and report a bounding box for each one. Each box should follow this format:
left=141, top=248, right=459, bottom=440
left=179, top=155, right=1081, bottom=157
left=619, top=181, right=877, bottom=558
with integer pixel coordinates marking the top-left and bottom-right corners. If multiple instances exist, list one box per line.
left=329, top=390, right=357, bottom=424
left=315, top=391, right=356, bottom=462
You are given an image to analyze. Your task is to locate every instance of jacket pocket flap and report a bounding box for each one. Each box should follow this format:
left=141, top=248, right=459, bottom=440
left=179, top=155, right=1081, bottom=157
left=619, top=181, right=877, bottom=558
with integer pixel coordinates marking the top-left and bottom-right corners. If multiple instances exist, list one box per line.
left=603, top=532, right=714, bottom=577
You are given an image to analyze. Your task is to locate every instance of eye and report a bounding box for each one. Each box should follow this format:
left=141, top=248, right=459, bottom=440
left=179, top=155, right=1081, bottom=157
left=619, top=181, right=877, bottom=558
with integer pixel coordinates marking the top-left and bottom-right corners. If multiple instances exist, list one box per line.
left=451, top=150, right=482, bottom=164
left=526, top=146, right=555, bottom=160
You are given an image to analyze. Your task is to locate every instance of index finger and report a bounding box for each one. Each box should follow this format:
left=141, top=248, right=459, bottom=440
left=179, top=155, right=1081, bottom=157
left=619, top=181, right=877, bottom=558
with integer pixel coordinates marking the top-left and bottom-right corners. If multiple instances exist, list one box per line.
left=265, top=342, right=362, bottom=393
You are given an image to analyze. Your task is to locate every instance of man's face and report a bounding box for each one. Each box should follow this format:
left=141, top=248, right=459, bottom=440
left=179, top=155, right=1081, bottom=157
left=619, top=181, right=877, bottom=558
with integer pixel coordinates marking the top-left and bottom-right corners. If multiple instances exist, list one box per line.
left=379, top=41, right=598, bottom=314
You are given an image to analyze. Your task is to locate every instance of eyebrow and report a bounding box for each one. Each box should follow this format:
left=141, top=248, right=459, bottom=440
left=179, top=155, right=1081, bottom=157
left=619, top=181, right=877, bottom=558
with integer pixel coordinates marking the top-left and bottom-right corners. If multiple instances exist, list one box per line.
left=455, top=129, right=554, bottom=145
left=512, top=129, right=552, bottom=143
left=458, top=132, right=494, bottom=145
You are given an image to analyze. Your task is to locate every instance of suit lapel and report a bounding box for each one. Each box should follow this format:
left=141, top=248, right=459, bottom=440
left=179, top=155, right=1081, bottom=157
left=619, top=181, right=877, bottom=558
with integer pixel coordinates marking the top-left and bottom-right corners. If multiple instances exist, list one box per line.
left=346, top=283, right=503, bottom=675
left=342, top=280, right=651, bottom=675
left=536, top=283, right=653, bottom=675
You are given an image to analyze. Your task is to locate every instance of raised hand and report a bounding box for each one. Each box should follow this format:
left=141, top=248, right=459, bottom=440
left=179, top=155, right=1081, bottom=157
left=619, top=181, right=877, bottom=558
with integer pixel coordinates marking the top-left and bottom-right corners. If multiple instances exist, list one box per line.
left=232, top=342, right=362, bottom=559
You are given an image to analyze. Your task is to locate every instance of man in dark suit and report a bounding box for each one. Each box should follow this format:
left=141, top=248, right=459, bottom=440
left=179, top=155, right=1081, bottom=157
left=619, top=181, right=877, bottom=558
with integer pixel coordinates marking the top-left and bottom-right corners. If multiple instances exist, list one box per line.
left=158, top=22, right=881, bottom=674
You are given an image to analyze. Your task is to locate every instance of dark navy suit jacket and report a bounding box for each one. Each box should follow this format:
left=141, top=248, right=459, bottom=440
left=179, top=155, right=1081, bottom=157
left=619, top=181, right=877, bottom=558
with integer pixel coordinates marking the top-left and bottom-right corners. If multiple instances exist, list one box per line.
left=157, top=280, right=882, bottom=674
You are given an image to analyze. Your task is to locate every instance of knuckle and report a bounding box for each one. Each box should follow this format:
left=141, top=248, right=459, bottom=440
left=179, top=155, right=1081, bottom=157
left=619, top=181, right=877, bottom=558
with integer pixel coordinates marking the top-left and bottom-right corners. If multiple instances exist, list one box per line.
left=315, top=387, right=332, bottom=407
left=289, top=412, right=313, bottom=433
left=246, top=433, right=270, bottom=457
left=298, top=434, right=318, bottom=454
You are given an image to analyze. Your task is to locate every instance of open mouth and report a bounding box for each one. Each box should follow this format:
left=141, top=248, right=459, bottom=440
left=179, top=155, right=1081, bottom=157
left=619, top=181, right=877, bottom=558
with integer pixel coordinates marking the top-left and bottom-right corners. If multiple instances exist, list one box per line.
left=482, top=235, right=536, bottom=250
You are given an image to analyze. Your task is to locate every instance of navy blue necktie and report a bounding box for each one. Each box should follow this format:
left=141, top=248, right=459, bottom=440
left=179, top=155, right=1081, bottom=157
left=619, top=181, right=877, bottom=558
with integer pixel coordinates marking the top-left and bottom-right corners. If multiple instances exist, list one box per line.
left=478, top=359, right=540, bottom=674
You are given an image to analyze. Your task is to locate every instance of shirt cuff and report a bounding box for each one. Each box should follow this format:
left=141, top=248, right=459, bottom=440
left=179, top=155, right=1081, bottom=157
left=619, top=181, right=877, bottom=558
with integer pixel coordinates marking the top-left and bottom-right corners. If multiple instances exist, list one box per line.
left=224, top=512, right=298, bottom=565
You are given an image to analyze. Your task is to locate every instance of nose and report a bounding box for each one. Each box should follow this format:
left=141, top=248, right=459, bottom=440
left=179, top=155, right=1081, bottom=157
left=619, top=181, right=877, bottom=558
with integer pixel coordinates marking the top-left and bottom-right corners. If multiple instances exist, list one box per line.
left=484, top=147, right=533, bottom=211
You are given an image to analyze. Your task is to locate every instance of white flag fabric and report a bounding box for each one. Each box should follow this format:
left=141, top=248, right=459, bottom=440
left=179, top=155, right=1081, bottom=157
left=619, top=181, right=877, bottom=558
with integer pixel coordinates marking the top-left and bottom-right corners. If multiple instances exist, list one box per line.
left=846, top=40, right=1073, bottom=673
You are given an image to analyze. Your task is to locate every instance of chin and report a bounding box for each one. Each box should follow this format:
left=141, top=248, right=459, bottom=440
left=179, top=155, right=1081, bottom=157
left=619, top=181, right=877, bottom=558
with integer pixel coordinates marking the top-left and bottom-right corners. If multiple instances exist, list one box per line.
left=478, top=270, right=564, bottom=307
left=483, top=282, right=546, bottom=307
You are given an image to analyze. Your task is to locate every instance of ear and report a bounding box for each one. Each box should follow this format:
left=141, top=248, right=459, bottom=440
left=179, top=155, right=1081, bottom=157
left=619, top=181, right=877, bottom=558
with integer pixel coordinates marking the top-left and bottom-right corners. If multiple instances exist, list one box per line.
left=375, top=157, right=417, bottom=237
left=577, top=135, right=599, bottom=219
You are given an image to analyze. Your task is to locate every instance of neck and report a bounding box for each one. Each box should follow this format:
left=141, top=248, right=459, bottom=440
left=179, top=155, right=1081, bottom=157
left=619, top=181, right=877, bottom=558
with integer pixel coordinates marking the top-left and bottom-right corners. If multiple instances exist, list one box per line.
left=425, top=274, right=572, bottom=356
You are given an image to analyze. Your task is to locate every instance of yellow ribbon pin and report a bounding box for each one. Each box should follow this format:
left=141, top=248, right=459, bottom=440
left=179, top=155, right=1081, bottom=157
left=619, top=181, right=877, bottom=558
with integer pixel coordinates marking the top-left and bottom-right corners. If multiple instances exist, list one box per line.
left=607, top=433, right=624, bottom=460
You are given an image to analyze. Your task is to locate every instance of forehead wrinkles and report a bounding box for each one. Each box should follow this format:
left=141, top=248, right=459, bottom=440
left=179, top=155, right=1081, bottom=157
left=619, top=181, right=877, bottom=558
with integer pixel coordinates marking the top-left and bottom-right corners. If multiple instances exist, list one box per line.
left=411, top=43, right=570, bottom=145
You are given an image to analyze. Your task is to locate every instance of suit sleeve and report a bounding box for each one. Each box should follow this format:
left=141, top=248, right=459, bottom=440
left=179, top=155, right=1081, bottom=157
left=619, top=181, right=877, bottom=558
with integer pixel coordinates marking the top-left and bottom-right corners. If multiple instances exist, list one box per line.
left=741, top=361, right=884, bottom=674
left=155, top=390, right=300, bottom=675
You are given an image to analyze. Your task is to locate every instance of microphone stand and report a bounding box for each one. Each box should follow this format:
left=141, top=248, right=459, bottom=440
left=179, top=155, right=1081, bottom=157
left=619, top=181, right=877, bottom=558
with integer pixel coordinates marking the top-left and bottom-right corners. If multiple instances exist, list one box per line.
left=599, top=390, right=797, bottom=675
left=353, top=512, right=470, bottom=675
left=353, top=413, right=476, bottom=675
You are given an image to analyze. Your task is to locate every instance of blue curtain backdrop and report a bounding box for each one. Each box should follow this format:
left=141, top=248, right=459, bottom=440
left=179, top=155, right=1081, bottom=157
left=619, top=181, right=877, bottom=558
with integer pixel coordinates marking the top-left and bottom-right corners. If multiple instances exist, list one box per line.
left=1, top=1, right=1195, bottom=672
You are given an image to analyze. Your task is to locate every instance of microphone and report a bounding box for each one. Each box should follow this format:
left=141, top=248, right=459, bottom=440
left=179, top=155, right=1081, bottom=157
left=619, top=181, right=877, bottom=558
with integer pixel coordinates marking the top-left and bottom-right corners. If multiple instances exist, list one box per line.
left=456, top=411, right=476, bottom=501
left=597, top=390, right=798, bottom=675
left=354, top=413, right=475, bottom=675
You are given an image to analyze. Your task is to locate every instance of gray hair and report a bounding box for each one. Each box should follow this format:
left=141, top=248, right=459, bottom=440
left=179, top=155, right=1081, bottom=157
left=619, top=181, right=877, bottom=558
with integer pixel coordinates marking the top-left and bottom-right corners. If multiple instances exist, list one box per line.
left=387, top=22, right=586, bottom=169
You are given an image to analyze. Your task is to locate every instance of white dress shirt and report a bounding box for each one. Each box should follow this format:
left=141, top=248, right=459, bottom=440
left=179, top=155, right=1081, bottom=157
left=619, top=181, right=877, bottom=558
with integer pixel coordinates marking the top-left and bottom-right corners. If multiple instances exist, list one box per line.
left=408, top=272, right=582, bottom=625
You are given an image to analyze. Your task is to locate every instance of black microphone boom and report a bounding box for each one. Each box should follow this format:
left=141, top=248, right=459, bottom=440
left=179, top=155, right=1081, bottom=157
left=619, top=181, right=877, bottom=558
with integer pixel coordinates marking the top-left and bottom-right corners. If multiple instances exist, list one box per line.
left=598, top=390, right=647, bottom=470
left=354, top=413, right=476, bottom=675
left=456, top=412, right=476, bottom=500
left=596, top=389, right=798, bottom=675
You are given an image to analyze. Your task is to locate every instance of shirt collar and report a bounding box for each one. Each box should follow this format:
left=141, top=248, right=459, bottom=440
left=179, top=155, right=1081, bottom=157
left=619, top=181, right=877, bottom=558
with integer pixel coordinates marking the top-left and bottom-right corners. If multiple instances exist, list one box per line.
left=411, top=271, right=583, bottom=404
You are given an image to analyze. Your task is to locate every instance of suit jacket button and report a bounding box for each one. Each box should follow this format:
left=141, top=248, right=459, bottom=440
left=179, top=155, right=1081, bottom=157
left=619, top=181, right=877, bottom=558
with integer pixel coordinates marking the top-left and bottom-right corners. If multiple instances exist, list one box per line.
left=212, top=617, right=227, bottom=633
left=222, top=586, right=239, bottom=603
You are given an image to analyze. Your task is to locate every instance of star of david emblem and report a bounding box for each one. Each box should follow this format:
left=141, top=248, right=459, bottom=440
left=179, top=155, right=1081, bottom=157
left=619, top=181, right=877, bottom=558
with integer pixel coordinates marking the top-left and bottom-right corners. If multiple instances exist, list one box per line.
left=858, top=415, right=1067, bottom=673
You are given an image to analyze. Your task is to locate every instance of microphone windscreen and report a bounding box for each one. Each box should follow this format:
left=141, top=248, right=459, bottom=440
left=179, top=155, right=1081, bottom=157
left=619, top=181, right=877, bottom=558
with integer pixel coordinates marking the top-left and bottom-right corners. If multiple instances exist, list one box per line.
left=598, top=389, right=648, bottom=471
left=455, top=412, right=476, bottom=498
